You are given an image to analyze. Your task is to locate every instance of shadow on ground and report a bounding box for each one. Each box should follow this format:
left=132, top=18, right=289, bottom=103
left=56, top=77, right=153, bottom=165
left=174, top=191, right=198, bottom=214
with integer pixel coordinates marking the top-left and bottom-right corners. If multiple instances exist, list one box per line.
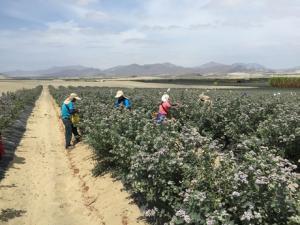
left=0, top=208, right=27, bottom=222
left=0, top=106, right=34, bottom=181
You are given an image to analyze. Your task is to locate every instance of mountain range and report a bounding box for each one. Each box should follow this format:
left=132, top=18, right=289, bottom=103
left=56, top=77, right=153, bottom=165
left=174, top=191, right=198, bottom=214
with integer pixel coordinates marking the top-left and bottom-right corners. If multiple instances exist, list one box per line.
left=2, top=62, right=299, bottom=78
left=3, top=65, right=104, bottom=78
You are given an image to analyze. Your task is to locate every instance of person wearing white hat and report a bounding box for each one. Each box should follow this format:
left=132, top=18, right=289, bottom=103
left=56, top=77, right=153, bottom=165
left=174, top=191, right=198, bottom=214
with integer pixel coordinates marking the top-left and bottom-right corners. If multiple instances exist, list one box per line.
left=156, top=93, right=178, bottom=124
left=61, top=93, right=81, bottom=149
left=114, top=90, right=132, bottom=110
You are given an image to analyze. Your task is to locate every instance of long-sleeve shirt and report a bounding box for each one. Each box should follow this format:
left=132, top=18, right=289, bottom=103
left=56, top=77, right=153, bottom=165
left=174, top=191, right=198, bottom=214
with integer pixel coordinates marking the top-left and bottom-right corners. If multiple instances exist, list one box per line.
left=61, top=100, right=75, bottom=119
left=115, top=98, right=131, bottom=109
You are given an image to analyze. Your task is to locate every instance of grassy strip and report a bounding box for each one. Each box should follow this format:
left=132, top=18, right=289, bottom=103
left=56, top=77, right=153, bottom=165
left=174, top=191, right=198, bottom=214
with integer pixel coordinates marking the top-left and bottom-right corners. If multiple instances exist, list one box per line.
left=269, top=77, right=300, bottom=88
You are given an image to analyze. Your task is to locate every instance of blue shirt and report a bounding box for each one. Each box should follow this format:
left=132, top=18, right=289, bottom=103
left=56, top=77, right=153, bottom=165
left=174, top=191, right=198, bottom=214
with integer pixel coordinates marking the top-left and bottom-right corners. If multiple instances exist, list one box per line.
left=61, top=101, right=75, bottom=119
left=115, top=98, right=131, bottom=109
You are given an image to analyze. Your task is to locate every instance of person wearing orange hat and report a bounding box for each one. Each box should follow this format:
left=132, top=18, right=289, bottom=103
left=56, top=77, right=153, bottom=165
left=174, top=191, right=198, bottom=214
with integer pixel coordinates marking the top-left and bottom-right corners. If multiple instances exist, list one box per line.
left=61, top=93, right=81, bottom=149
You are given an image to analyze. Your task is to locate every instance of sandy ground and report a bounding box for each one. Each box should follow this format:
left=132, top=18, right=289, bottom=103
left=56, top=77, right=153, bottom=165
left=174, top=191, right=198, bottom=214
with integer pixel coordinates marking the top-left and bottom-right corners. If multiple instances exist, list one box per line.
left=0, top=87, right=146, bottom=225
left=0, top=81, right=42, bottom=93
left=0, top=79, right=255, bottom=94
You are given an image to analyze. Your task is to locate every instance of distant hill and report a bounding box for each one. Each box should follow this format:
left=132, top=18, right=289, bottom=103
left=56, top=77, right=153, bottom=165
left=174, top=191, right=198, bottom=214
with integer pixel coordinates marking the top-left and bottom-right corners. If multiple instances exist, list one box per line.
left=278, top=66, right=300, bottom=74
left=193, top=62, right=272, bottom=74
left=104, top=62, right=273, bottom=76
left=4, top=65, right=103, bottom=78
left=229, top=63, right=271, bottom=73
left=103, top=63, right=193, bottom=76
left=0, top=73, right=8, bottom=79
left=2, top=62, right=299, bottom=78
left=193, top=62, right=231, bottom=74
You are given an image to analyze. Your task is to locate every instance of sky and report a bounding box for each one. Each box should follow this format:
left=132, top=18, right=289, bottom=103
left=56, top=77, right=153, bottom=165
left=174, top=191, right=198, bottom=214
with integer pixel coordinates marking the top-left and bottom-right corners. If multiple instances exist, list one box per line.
left=0, top=0, right=300, bottom=71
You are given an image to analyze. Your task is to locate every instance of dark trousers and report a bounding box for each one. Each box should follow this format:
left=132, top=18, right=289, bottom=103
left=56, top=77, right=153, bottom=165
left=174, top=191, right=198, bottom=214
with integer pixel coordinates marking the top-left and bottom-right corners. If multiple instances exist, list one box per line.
left=62, top=118, right=81, bottom=147
left=72, top=125, right=80, bottom=138
left=62, top=118, right=72, bottom=147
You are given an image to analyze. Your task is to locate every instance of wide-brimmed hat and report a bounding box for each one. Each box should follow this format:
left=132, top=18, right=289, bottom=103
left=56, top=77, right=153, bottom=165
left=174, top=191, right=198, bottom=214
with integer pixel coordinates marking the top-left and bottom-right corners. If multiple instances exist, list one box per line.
left=70, top=93, right=81, bottom=100
left=115, top=90, right=124, bottom=98
left=161, top=94, right=170, bottom=102
left=199, top=93, right=210, bottom=101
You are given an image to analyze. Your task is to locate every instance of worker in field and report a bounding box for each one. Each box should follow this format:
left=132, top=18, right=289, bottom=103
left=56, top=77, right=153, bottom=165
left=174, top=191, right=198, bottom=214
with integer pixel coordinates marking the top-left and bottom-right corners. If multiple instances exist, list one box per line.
left=156, top=93, right=179, bottom=124
left=61, top=93, right=81, bottom=149
left=199, top=93, right=212, bottom=107
left=114, top=90, right=132, bottom=110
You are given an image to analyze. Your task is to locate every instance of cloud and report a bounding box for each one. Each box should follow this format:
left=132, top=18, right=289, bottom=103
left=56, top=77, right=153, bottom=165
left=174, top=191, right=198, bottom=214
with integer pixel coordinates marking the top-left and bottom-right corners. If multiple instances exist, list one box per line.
left=122, top=38, right=158, bottom=46
left=85, top=10, right=108, bottom=21
left=75, top=0, right=98, bottom=6
left=141, top=25, right=183, bottom=31
left=1, top=0, right=300, bottom=70
left=119, top=29, right=146, bottom=42
left=66, top=4, right=110, bottom=23
left=205, top=0, right=244, bottom=8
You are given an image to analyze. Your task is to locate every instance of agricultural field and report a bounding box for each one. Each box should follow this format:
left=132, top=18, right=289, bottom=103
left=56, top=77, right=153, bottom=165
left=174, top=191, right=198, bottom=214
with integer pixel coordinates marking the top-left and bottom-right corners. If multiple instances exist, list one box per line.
left=0, top=78, right=257, bottom=95
left=0, top=81, right=40, bottom=94
left=50, top=86, right=300, bottom=225
left=134, top=77, right=270, bottom=87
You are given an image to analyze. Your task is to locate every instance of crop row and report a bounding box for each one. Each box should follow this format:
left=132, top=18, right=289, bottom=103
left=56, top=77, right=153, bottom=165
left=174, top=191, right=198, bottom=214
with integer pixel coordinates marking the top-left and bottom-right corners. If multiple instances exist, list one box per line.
left=269, top=77, right=300, bottom=88
left=50, top=86, right=299, bottom=225
left=0, top=86, right=43, bottom=132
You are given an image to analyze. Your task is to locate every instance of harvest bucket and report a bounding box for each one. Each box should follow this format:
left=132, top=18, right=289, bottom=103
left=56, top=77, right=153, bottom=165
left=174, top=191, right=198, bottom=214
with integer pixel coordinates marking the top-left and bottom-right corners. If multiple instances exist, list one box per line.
left=0, top=134, right=4, bottom=159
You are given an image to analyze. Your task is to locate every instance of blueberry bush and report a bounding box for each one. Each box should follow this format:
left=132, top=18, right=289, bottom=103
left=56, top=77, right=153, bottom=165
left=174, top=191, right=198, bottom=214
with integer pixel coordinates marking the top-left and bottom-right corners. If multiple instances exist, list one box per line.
left=50, top=86, right=300, bottom=225
left=0, top=86, right=43, bottom=132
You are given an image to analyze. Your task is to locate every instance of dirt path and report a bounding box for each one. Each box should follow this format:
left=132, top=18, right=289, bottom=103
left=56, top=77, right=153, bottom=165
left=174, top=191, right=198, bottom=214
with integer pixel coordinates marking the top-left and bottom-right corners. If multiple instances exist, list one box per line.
left=0, top=87, right=146, bottom=225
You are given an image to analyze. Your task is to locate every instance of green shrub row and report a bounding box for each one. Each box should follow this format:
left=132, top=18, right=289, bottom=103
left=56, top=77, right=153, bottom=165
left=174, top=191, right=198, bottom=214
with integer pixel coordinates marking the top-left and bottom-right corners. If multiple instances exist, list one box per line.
left=269, top=77, right=300, bottom=88
left=0, top=86, right=43, bottom=132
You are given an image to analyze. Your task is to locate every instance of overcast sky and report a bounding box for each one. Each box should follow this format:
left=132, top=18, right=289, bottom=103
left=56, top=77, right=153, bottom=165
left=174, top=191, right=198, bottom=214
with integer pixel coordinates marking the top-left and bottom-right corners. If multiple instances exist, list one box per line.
left=0, top=0, right=299, bottom=71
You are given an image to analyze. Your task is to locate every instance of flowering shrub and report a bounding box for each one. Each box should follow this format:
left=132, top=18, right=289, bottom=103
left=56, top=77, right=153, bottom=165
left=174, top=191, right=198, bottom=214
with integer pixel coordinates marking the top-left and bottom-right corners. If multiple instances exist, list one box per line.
left=172, top=147, right=299, bottom=224
left=257, top=102, right=300, bottom=167
left=0, top=86, right=43, bottom=132
left=49, top=86, right=300, bottom=224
